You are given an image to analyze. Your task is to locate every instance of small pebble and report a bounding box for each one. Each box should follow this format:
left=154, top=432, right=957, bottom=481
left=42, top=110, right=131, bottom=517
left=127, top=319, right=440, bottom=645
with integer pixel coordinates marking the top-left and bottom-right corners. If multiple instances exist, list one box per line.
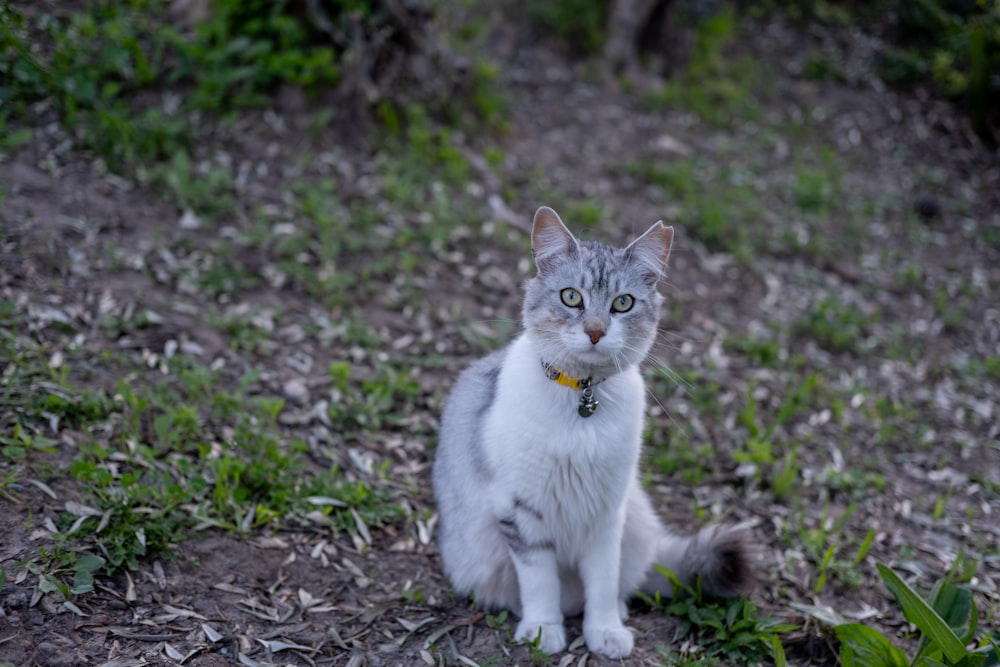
left=283, top=378, right=309, bottom=404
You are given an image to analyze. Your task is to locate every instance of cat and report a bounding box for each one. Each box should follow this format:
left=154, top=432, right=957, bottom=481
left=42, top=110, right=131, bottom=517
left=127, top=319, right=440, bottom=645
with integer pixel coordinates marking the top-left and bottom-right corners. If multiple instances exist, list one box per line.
left=433, top=206, right=754, bottom=659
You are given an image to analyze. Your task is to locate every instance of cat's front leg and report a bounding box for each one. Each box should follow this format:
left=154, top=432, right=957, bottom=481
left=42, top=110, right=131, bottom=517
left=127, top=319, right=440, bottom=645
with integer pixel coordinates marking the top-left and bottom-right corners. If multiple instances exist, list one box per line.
left=579, top=519, right=634, bottom=659
left=510, top=548, right=566, bottom=653
left=498, top=511, right=566, bottom=653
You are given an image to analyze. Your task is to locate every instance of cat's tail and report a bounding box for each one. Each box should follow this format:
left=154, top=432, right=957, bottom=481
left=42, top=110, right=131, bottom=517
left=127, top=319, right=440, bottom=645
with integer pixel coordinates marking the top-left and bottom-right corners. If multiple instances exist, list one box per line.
left=640, top=524, right=758, bottom=599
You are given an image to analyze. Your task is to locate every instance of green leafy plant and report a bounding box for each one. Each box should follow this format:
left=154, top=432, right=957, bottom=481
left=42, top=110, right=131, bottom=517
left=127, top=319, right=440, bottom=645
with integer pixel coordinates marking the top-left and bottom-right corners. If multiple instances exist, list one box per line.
left=0, top=355, right=114, bottom=460
left=185, top=0, right=340, bottom=110
left=0, top=0, right=431, bottom=177
left=0, top=469, right=20, bottom=503
left=646, top=567, right=798, bottom=665
left=878, top=0, right=1000, bottom=141
left=802, top=563, right=1000, bottom=666
left=22, top=552, right=107, bottom=616
left=0, top=1, right=188, bottom=170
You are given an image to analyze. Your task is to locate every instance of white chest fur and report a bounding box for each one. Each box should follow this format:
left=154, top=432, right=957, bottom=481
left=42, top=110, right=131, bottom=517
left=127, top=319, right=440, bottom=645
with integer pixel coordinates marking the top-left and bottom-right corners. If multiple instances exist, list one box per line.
left=481, top=334, right=646, bottom=553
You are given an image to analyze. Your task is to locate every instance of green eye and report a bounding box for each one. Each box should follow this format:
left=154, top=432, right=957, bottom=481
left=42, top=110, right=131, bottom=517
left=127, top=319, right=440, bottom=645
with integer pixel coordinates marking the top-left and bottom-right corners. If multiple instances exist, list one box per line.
left=611, top=294, right=634, bottom=313
left=560, top=288, right=583, bottom=308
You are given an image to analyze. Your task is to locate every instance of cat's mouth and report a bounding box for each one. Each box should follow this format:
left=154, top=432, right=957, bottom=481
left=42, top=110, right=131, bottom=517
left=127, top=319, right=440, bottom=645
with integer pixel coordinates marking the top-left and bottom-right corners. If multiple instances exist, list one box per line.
left=567, top=345, right=625, bottom=372
left=573, top=336, right=623, bottom=357
left=577, top=345, right=611, bottom=360
left=537, top=333, right=628, bottom=375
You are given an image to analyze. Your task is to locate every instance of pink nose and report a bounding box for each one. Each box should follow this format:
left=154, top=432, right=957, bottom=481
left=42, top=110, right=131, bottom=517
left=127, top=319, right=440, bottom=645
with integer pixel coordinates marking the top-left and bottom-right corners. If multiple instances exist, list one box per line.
left=586, top=330, right=604, bottom=344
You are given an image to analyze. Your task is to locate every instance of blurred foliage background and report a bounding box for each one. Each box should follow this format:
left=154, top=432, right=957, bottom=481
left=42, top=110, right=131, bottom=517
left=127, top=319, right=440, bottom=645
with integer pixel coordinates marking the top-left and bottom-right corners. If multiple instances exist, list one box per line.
left=1, top=0, right=997, bottom=163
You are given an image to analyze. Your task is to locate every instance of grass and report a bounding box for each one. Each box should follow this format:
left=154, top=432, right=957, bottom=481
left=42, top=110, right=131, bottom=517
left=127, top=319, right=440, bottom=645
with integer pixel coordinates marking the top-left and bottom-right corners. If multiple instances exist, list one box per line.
left=794, top=501, right=866, bottom=594
left=646, top=7, right=765, bottom=128
left=2, top=312, right=404, bottom=585
left=724, top=332, right=784, bottom=367
left=0, top=0, right=495, bottom=205
left=1, top=91, right=487, bottom=588
left=327, top=361, right=423, bottom=431
left=528, top=0, right=611, bottom=56
left=795, top=295, right=877, bottom=355
left=623, top=139, right=860, bottom=264
left=632, top=11, right=891, bottom=269
left=179, top=103, right=506, bottom=312
left=733, top=372, right=824, bottom=498
left=0, top=0, right=373, bottom=166
left=624, top=158, right=763, bottom=261
left=148, top=150, right=238, bottom=219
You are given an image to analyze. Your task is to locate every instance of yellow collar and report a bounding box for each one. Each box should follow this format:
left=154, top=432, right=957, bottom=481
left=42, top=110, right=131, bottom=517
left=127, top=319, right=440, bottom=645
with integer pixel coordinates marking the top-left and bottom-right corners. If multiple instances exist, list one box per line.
left=541, top=360, right=606, bottom=417
left=540, top=360, right=589, bottom=390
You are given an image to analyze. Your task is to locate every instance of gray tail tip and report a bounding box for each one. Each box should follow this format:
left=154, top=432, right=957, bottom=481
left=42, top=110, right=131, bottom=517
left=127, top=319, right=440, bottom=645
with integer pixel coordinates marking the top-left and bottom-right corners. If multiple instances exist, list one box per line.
left=689, top=522, right=761, bottom=598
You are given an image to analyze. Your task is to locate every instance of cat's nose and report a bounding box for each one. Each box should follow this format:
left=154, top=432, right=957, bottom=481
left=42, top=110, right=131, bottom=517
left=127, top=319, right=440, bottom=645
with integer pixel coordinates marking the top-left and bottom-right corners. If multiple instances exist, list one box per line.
left=586, top=329, right=605, bottom=344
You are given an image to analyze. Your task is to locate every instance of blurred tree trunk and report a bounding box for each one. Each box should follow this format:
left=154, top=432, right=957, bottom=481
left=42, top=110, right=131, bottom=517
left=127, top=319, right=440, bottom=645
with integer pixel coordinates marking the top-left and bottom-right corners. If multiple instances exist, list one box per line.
left=603, top=0, right=691, bottom=76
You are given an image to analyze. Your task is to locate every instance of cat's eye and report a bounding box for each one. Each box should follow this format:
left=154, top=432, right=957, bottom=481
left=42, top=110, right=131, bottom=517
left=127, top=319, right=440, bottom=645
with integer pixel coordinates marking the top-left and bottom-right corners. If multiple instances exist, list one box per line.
left=611, top=294, right=634, bottom=313
left=560, top=288, right=583, bottom=308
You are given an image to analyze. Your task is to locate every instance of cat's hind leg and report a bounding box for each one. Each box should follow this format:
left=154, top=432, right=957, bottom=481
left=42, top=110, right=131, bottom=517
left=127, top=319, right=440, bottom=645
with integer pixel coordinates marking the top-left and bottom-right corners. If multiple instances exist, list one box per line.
left=618, top=484, right=664, bottom=603
left=439, top=509, right=522, bottom=613
left=558, top=566, right=585, bottom=618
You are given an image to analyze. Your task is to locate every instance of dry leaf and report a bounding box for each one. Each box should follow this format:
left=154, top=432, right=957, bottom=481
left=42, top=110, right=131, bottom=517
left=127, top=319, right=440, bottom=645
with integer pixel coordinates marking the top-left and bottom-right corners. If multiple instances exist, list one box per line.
left=212, top=582, right=248, bottom=595
left=163, top=643, right=184, bottom=660
left=201, top=623, right=224, bottom=643
left=161, top=604, right=207, bottom=620
left=28, top=479, right=57, bottom=499
left=351, top=508, right=372, bottom=545
left=257, top=638, right=316, bottom=653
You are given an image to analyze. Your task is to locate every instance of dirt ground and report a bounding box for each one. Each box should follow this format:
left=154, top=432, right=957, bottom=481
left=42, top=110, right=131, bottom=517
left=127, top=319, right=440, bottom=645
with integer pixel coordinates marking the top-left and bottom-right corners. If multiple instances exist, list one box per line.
left=2, top=6, right=999, bottom=667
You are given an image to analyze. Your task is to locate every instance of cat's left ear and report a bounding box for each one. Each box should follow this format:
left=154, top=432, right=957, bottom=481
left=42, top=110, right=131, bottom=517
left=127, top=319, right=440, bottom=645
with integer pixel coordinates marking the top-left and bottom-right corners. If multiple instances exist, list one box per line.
left=626, top=221, right=674, bottom=282
left=531, top=206, right=580, bottom=274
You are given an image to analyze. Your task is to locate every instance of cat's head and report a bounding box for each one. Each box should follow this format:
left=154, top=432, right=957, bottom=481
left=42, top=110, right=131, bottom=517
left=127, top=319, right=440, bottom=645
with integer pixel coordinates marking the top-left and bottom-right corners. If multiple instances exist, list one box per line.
left=523, top=206, right=674, bottom=378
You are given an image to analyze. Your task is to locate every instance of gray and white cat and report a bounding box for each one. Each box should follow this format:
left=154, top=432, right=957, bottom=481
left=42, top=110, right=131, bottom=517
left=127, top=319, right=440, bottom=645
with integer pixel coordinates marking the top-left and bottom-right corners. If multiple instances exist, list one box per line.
left=433, top=207, right=753, bottom=659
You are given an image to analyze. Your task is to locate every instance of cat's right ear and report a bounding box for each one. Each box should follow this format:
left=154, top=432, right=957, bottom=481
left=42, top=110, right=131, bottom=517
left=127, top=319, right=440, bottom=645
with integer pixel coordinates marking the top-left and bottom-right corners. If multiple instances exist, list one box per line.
left=626, top=221, right=674, bottom=283
left=531, top=206, right=579, bottom=274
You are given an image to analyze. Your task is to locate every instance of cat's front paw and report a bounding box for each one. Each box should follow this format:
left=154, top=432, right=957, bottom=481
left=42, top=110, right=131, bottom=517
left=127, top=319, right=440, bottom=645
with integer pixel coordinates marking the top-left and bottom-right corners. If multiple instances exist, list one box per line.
left=584, top=623, right=634, bottom=659
left=515, top=620, right=566, bottom=654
